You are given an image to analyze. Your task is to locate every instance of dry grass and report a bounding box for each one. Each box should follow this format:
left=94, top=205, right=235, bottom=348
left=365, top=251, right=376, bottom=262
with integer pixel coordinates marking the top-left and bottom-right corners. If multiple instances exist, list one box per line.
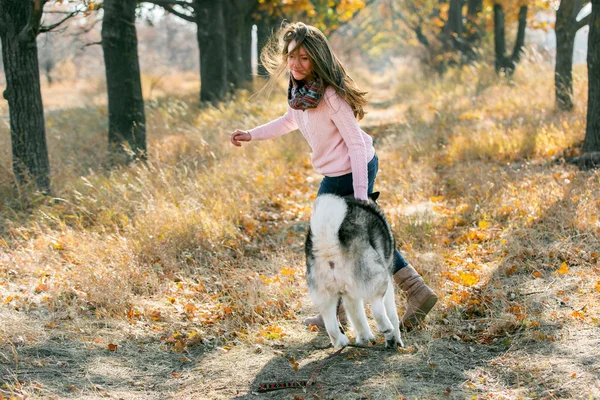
left=1, top=56, right=600, bottom=399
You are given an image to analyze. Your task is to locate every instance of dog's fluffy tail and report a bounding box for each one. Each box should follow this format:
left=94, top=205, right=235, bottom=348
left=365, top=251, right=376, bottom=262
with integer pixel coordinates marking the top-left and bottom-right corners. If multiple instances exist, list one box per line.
left=310, top=194, right=347, bottom=250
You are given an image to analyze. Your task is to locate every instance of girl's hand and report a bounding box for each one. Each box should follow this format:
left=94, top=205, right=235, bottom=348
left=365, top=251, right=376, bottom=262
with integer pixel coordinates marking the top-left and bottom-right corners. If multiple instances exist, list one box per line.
left=230, top=130, right=251, bottom=147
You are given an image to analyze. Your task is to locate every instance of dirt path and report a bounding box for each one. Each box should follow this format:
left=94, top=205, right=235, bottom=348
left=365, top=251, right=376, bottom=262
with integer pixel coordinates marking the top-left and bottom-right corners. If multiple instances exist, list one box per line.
left=2, top=270, right=599, bottom=400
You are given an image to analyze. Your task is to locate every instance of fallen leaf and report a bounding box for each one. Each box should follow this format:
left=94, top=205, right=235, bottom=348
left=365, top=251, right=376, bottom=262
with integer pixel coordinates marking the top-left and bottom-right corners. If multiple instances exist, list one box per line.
left=107, top=343, right=118, bottom=351
left=149, top=310, right=162, bottom=321
left=173, top=340, right=186, bottom=353
left=533, top=271, right=542, bottom=278
left=184, top=303, right=197, bottom=314
left=35, top=283, right=49, bottom=293
left=458, top=271, right=479, bottom=286
left=557, top=262, right=569, bottom=275
left=289, top=356, right=299, bottom=371
left=570, top=311, right=585, bottom=321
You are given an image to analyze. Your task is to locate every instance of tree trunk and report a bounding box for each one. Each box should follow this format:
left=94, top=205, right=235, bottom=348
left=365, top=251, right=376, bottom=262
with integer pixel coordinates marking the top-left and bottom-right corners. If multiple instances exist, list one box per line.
left=493, top=4, right=507, bottom=73
left=465, top=0, right=483, bottom=59
left=101, top=0, right=146, bottom=164
left=583, top=0, right=600, bottom=154
left=555, top=0, right=589, bottom=111
left=555, top=3, right=576, bottom=111
left=510, top=6, right=528, bottom=67
left=443, top=0, right=464, bottom=49
left=493, top=4, right=527, bottom=76
left=196, top=0, right=228, bottom=103
left=225, top=0, right=244, bottom=90
left=241, top=15, right=253, bottom=82
left=0, top=0, right=51, bottom=193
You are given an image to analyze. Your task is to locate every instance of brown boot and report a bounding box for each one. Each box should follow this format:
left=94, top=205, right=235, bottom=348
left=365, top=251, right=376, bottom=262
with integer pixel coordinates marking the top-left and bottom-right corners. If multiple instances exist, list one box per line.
left=303, top=313, right=325, bottom=328
left=394, top=264, right=438, bottom=331
left=303, top=304, right=346, bottom=329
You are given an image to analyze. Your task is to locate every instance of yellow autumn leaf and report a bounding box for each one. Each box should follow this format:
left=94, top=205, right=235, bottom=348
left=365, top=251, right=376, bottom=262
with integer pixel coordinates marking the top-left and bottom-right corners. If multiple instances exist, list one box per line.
left=569, top=311, right=585, bottom=321
left=260, top=325, right=285, bottom=339
left=184, top=303, right=197, bottom=313
left=557, top=262, right=569, bottom=275
left=478, top=220, right=490, bottom=229
left=458, top=271, right=479, bottom=286
left=594, top=281, right=600, bottom=293
left=281, top=267, right=295, bottom=276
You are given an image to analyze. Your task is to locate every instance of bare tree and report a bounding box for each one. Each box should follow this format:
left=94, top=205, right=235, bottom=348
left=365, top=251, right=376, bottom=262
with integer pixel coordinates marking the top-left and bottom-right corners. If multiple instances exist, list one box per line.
left=102, top=0, right=147, bottom=163
left=582, top=0, right=600, bottom=156
left=146, top=0, right=242, bottom=103
left=493, top=3, right=528, bottom=76
left=0, top=0, right=77, bottom=193
left=555, top=0, right=591, bottom=111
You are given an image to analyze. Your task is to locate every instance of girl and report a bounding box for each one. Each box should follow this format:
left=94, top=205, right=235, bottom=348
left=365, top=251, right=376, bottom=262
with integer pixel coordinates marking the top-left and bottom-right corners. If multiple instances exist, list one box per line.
left=230, top=22, right=437, bottom=331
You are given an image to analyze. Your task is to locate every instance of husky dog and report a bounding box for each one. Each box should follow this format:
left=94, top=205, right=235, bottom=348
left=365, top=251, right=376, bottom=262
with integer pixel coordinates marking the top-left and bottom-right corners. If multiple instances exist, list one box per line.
left=305, top=193, right=403, bottom=349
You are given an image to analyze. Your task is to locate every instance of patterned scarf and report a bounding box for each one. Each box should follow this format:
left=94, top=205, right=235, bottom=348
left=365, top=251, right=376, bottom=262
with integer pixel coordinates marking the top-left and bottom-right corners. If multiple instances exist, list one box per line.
left=288, top=77, right=326, bottom=111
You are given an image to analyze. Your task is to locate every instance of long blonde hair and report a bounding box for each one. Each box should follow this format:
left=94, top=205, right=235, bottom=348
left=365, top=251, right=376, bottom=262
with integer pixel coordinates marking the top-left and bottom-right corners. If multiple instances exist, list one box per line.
left=260, top=22, right=367, bottom=120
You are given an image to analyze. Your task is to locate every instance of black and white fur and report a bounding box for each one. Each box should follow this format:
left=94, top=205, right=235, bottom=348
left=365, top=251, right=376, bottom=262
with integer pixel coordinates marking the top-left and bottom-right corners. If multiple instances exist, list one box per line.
left=305, top=193, right=403, bottom=349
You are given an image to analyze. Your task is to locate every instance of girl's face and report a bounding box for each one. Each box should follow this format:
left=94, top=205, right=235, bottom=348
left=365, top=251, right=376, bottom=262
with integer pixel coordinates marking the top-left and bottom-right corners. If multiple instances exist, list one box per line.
left=287, top=40, right=314, bottom=81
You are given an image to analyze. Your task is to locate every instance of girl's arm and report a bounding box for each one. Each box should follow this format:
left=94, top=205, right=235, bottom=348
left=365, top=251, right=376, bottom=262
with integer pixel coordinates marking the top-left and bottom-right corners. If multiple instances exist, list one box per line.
left=247, top=106, right=298, bottom=141
left=326, top=90, right=370, bottom=201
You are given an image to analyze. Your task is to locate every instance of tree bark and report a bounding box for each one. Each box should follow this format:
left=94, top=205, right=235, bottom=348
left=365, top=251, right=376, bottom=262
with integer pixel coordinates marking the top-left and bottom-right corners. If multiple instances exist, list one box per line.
left=493, top=4, right=507, bottom=73
left=555, top=0, right=589, bottom=111
left=493, top=4, right=527, bottom=76
left=583, top=0, right=600, bottom=154
left=225, top=0, right=246, bottom=90
left=196, top=0, right=228, bottom=102
left=0, top=0, right=51, bottom=193
left=443, top=0, right=464, bottom=50
left=465, top=0, right=483, bottom=59
left=510, top=6, right=528, bottom=66
left=101, top=0, right=146, bottom=163
left=241, top=14, right=254, bottom=82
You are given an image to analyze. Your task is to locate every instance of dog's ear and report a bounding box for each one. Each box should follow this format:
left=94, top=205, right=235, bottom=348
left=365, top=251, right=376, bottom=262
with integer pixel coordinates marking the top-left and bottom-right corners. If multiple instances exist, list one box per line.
left=368, top=192, right=380, bottom=202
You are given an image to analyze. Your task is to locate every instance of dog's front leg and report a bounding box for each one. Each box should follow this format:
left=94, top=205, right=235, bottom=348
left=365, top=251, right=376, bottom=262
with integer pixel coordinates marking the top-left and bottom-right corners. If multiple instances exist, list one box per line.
left=321, top=298, right=349, bottom=348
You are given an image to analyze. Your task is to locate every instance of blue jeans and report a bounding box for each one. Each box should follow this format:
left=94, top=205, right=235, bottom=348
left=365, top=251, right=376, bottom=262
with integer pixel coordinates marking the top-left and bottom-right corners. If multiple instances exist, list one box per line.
left=317, top=154, right=408, bottom=273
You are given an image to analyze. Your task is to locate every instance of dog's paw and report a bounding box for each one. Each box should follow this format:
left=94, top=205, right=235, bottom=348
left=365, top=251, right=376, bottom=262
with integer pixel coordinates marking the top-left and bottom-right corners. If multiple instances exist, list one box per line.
left=384, top=332, right=404, bottom=349
left=356, top=331, right=376, bottom=345
left=332, top=334, right=350, bottom=349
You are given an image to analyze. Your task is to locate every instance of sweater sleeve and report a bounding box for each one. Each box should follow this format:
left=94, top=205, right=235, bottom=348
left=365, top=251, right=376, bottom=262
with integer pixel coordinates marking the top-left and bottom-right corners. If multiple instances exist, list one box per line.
left=326, top=90, right=369, bottom=200
left=248, top=105, right=298, bottom=141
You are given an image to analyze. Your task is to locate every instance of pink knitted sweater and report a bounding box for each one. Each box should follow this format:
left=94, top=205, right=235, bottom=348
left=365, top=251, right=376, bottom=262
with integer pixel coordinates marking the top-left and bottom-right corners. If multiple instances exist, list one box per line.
left=248, top=86, right=375, bottom=200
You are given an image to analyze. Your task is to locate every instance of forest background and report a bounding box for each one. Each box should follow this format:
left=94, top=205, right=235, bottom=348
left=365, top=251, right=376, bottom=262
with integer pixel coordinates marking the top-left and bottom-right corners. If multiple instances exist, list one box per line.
left=1, top=0, right=600, bottom=399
